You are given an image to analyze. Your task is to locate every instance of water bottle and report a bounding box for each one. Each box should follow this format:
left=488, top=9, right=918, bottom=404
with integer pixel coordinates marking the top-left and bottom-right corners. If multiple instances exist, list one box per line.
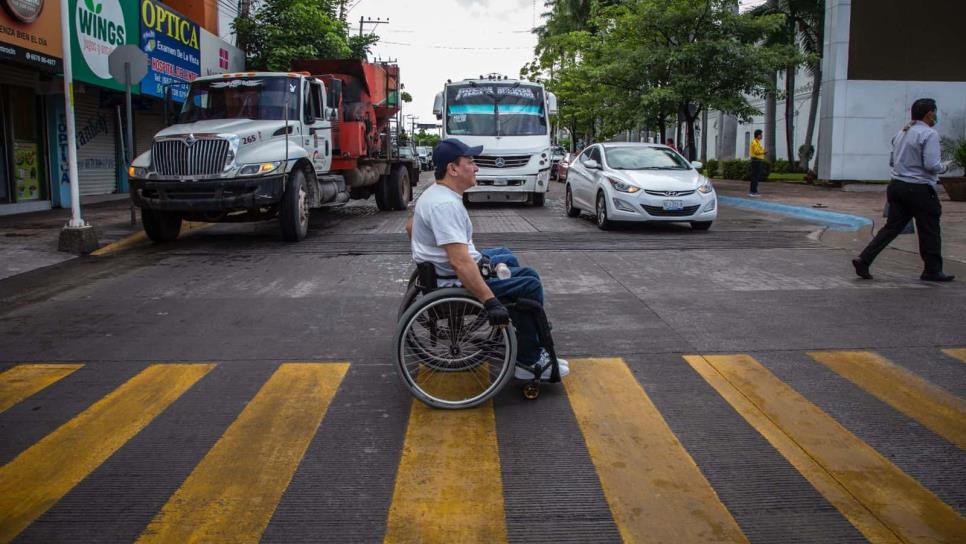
left=495, top=263, right=512, bottom=280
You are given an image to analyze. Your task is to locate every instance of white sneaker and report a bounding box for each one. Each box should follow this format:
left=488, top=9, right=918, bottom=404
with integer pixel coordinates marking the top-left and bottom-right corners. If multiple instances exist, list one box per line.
left=514, top=349, right=570, bottom=379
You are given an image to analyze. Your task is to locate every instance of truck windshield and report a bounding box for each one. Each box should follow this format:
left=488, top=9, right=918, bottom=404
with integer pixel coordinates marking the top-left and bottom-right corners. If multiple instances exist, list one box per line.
left=446, top=83, right=547, bottom=137
left=178, top=77, right=299, bottom=123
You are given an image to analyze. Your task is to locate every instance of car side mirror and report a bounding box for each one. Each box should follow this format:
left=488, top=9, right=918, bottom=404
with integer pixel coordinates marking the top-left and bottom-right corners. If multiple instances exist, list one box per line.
left=584, top=159, right=600, bottom=170
left=691, top=161, right=703, bottom=170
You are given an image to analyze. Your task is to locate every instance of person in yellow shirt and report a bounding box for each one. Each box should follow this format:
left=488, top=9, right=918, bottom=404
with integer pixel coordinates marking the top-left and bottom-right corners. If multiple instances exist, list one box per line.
left=749, top=129, right=766, bottom=196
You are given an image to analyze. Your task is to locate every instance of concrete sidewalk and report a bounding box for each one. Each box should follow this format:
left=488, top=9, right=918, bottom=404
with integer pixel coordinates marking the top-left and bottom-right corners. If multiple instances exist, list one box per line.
left=2, top=180, right=965, bottom=282
left=713, top=179, right=966, bottom=267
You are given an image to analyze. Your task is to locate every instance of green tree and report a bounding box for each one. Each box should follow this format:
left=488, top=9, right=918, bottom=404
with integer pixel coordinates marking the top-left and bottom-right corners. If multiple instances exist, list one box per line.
left=234, top=0, right=374, bottom=71
left=414, top=130, right=440, bottom=147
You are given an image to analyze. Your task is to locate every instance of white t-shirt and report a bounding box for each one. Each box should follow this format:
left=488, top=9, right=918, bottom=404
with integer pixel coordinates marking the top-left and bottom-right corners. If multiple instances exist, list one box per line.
left=411, top=183, right=481, bottom=286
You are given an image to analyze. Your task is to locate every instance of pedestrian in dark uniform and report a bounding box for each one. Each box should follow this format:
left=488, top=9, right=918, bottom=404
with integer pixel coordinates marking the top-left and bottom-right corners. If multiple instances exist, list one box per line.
left=852, top=98, right=954, bottom=282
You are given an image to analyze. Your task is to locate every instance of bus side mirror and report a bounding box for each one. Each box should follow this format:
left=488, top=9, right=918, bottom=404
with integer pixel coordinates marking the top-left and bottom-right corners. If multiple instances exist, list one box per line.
left=547, top=92, right=558, bottom=115
left=433, top=92, right=443, bottom=120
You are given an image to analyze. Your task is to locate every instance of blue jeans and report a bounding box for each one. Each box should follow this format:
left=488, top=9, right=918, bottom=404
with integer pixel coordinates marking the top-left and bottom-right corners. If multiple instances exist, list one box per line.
left=481, top=247, right=544, bottom=365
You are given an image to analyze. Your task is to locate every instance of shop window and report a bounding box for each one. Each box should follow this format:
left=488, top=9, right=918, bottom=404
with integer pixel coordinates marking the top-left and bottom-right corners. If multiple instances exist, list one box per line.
left=10, top=86, right=43, bottom=202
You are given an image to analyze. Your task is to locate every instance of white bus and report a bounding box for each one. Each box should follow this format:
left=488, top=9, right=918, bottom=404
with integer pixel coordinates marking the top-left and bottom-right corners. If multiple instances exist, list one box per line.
left=434, top=77, right=557, bottom=206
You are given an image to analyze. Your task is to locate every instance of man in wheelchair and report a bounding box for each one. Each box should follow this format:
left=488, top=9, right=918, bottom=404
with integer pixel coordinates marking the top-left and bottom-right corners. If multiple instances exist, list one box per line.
left=405, top=138, right=568, bottom=380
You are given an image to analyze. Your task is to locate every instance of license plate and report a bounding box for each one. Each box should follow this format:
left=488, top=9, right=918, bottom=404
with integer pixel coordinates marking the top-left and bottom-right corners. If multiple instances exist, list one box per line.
left=663, top=199, right=684, bottom=211
left=493, top=178, right=508, bottom=186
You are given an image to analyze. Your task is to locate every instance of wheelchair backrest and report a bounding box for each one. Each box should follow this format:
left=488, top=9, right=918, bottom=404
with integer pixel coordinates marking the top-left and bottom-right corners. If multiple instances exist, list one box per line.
left=416, top=262, right=439, bottom=294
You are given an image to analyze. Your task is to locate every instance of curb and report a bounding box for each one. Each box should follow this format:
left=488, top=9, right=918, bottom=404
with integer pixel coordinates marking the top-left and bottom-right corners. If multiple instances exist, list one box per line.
left=90, top=222, right=212, bottom=257
left=718, top=196, right=873, bottom=231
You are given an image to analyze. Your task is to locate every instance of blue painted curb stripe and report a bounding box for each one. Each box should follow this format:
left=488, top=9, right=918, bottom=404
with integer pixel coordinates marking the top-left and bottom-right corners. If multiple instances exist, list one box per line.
left=718, top=195, right=873, bottom=231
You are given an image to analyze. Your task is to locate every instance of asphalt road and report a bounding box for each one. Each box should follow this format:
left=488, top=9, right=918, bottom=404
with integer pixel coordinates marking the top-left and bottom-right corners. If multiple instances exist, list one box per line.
left=1, top=173, right=965, bottom=543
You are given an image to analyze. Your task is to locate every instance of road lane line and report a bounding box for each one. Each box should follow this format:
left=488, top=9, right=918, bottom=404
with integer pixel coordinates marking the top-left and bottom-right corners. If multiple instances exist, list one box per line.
left=692, top=354, right=966, bottom=543
left=685, top=355, right=901, bottom=544
left=943, top=348, right=966, bottom=364
left=137, top=362, right=348, bottom=544
left=0, top=364, right=83, bottom=414
left=810, top=351, right=966, bottom=451
left=564, top=357, right=748, bottom=544
left=384, top=370, right=507, bottom=544
left=0, top=364, right=214, bottom=543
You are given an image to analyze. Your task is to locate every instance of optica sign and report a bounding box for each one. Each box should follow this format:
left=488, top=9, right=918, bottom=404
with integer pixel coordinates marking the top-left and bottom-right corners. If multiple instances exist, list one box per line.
left=69, top=0, right=138, bottom=91
left=139, top=0, right=199, bottom=101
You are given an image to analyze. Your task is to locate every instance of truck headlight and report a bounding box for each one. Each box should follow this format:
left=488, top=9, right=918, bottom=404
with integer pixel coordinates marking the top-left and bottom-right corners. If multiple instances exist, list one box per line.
left=224, top=149, right=236, bottom=171
left=128, top=166, right=149, bottom=179
left=238, top=162, right=281, bottom=176
left=608, top=177, right=640, bottom=193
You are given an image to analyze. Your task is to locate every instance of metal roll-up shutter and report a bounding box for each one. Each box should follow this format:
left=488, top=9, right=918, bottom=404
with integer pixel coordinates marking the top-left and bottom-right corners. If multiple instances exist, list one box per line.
left=74, top=91, right=118, bottom=196
left=134, top=101, right=166, bottom=160
left=0, top=62, right=39, bottom=89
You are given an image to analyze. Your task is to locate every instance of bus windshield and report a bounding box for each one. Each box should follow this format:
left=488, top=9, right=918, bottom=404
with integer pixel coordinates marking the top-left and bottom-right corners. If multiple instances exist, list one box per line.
left=446, top=83, right=547, bottom=137
left=179, top=77, right=299, bottom=123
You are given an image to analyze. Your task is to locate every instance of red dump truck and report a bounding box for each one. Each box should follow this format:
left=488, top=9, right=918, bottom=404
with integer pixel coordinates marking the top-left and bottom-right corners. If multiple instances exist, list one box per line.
left=128, top=58, right=418, bottom=242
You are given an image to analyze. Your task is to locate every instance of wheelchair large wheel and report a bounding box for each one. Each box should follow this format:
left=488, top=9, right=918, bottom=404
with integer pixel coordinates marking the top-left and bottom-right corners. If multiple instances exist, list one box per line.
left=394, top=288, right=516, bottom=409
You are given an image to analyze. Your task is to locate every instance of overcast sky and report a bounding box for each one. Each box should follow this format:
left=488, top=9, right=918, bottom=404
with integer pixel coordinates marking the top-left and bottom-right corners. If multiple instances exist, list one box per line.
left=347, top=0, right=767, bottom=130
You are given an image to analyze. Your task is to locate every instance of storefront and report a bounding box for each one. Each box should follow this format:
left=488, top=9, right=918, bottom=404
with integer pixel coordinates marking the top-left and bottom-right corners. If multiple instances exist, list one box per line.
left=0, top=0, right=63, bottom=214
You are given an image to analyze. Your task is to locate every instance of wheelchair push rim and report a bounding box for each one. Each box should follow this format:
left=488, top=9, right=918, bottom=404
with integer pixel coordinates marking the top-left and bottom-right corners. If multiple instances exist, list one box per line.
left=394, top=289, right=516, bottom=409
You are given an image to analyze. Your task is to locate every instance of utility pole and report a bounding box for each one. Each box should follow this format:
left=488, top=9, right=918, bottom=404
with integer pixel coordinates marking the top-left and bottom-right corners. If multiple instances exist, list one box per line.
left=358, top=16, right=388, bottom=37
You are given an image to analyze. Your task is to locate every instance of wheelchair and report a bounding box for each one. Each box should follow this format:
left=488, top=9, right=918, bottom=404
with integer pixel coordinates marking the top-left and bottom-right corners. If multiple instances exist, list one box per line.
left=393, top=261, right=562, bottom=409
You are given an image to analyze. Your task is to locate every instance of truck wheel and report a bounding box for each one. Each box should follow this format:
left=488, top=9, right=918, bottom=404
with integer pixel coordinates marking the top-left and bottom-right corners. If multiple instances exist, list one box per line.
left=532, top=192, right=546, bottom=207
left=280, top=169, right=309, bottom=242
left=375, top=174, right=392, bottom=211
left=388, top=165, right=412, bottom=210
left=142, top=209, right=182, bottom=243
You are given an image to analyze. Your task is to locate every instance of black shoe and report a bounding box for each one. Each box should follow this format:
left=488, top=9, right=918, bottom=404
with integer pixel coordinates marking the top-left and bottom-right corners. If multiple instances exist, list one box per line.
left=852, top=258, right=872, bottom=280
left=920, top=272, right=955, bottom=282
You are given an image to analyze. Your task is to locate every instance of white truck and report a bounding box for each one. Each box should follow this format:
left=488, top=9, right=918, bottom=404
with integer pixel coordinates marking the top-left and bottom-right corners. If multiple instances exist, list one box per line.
left=433, top=76, right=557, bottom=206
left=128, top=59, right=418, bottom=242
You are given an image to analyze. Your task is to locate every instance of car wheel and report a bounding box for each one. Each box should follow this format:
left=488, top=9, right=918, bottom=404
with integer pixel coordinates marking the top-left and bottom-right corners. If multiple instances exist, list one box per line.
left=691, top=221, right=713, bottom=231
left=596, top=191, right=612, bottom=230
left=532, top=191, right=545, bottom=207
left=280, top=168, right=309, bottom=242
left=142, top=209, right=182, bottom=243
left=565, top=185, right=580, bottom=217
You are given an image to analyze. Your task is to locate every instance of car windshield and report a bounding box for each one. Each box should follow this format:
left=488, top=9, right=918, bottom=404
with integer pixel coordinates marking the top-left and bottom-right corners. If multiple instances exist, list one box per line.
left=416, top=146, right=430, bottom=156
left=179, top=77, right=299, bottom=123
left=605, top=146, right=691, bottom=170
left=446, top=83, right=547, bottom=137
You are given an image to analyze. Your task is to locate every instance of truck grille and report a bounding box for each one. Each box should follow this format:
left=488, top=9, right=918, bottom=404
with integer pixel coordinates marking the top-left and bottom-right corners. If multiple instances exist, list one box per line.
left=475, top=155, right=531, bottom=169
left=152, top=139, right=230, bottom=176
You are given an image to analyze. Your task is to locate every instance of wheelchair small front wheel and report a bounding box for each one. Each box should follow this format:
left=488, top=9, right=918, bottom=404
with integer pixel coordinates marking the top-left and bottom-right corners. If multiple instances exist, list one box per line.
left=394, top=288, right=516, bottom=409
left=523, top=382, right=540, bottom=400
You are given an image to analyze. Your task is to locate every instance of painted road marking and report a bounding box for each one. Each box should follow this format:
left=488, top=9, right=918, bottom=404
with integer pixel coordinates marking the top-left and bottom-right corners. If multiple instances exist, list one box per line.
left=810, top=351, right=966, bottom=451
left=943, top=348, right=966, bottom=364
left=0, top=364, right=213, bottom=543
left=90, top=222, right=211, bottom=257
left=564, top=357, right=748, bottom=544
left=690, top=354, right=966, bottom=543
left=384, top=369, right=507, bottom=544
left=0, top=364, right=83, bottom=414
left=137, top=363, right=348, bottom=544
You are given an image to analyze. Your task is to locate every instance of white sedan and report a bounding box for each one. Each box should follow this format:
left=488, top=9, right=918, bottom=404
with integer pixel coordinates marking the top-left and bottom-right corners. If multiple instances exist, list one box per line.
left=564, top=143, right=717, bottom=230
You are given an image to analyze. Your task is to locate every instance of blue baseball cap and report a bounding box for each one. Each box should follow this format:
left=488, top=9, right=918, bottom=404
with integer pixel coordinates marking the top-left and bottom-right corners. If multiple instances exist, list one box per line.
left=432, top=138, right=483, bottom=170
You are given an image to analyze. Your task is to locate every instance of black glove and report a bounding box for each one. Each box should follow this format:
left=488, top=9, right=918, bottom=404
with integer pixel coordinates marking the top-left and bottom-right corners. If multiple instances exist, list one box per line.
left=483, top=297, right=510, bottom=327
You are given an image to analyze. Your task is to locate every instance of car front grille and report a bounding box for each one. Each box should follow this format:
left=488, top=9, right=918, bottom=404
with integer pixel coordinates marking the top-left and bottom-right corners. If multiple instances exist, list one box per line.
left=642, top=204, right=701, bottom=217
left=153, top=138, right=230, bottom=176
left=644, top=189, right=696, bottom=197
left=475, top=155, right=531, bottom=168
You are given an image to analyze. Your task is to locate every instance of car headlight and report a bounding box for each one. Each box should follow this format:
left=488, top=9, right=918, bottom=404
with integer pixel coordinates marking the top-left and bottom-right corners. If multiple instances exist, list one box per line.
left=608, top=177, right=640, bottom=193
left=128, top=166, right=149, bottom=179
left=698, top=180, right=714, bottom=194
left=238, top=161, right=281, bottom=176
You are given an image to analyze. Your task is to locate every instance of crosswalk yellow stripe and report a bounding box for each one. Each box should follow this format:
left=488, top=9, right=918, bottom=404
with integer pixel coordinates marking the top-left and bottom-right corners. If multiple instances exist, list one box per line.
left=0, top=364, right=83, bottom=414
left=0, top=364, right=213, bottom=543
left=685, top=355, right=901, bottom=544
left=565, top=357, right=748, bottom=544
left=137, top=362, right=348, bottom=544
left=943, top=348, right=966, bottom=364
left=384, top=369, right=507, bottom=544
left=810, top=351, right=966, bottom=451
left=690, top=354, right=966, bottom=543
